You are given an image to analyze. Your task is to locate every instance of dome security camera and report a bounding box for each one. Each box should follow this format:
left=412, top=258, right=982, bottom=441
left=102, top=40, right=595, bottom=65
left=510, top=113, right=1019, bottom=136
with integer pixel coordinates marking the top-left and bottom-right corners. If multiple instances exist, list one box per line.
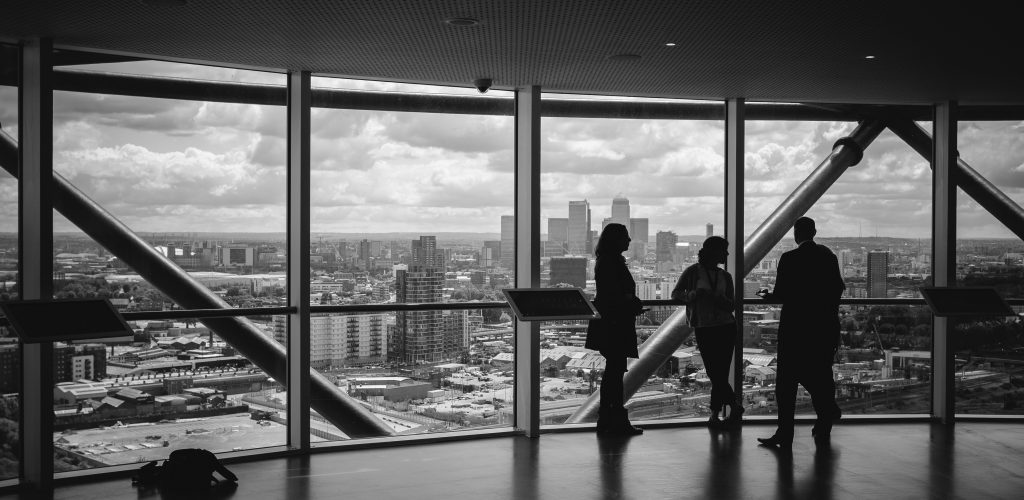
left=473, top=78, right=492, bottom=93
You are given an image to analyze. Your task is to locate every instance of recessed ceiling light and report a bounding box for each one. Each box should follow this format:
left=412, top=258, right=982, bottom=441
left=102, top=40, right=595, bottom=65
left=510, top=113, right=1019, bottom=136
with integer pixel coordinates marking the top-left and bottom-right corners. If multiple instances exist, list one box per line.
left=865, top=55, right=876, bottom=59
left=607, top=53, right=642, bottom=61
left=445, top=17, right=480, bottom=27
left=665, top=43, right=677, bottom=47
left=138, top=0, right=188, bottom=6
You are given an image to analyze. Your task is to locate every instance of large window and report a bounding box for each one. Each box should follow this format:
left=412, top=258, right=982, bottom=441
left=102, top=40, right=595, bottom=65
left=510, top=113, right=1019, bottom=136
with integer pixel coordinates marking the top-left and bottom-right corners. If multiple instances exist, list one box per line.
left=0, top=42, right=19, bottom=482
left=954, top=120, right=1024, bottom=415
left=308, top=77, right=515, bottom=439
left=538, top=95, right=725, bottom=425
left=48, top=56, right=288, bottom=471
left=52, top=57, right=288, bottom=308
left=742, top=108, right=933, bottom=417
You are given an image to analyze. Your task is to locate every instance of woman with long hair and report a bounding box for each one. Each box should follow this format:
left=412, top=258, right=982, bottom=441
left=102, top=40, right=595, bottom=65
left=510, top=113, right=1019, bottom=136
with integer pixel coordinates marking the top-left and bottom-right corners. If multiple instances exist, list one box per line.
left=585, top=223, right=645, bottom=435
left=672, top=236, right=743, bottom=428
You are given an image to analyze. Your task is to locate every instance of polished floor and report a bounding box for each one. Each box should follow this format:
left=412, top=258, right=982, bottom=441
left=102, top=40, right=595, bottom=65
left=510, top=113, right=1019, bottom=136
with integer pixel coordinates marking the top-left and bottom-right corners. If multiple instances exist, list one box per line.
left=4, top=422, right=1023, bottom=500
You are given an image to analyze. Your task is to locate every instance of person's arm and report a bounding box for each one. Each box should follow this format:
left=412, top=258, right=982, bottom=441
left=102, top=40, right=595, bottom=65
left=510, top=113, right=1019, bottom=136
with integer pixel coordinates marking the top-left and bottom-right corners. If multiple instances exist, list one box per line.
left=716, top=270, right=735, bottom=311
left=763, top=255, right=785, bottom=302
left=670, top=266, right=697, bottom=303
left=829, top=251, right=845, bottom=299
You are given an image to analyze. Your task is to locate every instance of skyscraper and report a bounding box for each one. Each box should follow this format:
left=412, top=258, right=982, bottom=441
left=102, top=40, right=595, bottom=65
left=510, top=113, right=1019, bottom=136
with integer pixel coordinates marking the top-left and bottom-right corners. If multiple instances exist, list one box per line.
left=867, top=250, right=889, bottom=298
left=546, top=217, right=568, bottom=256
left=656, top=231, right=678, bottom=263
left=500, top=215, right=515, bottom=268
left=629, top=218, right=649, bottom=260
left=611, top=195, right=630, bottom=225
left=706, top=223, right=714, bottom=238
left=568, top=200, right=591, bottom=255
left=392, top=236, right=446, bottom=363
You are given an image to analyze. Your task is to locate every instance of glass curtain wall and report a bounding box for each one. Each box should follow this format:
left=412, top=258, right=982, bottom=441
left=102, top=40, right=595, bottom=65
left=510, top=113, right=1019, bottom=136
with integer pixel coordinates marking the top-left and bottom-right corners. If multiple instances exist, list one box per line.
left=0, top=42, right=19, bottom=481
left=954, top=120, right=1024, bottom=414
left=309, top=77, right=515, bottom=439
left=538, top=95, right=725, bottom=425
left=743, top=108, right=933, bottom=417
left=48, top=56, right=288, bottom=471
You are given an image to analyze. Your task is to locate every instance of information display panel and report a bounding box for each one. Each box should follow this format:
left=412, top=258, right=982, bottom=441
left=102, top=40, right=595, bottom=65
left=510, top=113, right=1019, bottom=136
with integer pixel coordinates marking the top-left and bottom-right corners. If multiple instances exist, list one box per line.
left=501, top=288, right=600, bottom=321
left=919, top=287, right=1016, bottom=317
left=0, top=299, right=134, bottom=343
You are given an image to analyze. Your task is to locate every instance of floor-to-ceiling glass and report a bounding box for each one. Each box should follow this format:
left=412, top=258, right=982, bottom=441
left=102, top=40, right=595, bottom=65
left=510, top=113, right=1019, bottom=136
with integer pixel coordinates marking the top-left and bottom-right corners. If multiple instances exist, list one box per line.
left=539, top=95, right=725, bottom=425
left=0, top=42, right=20, bottom=482
left=308, top=77, right=515, bottom=439
left=954, top=119, right=1024, bottom=415
left=48, top=54, right=288, bottom=471
left=744, top=108, right=934, bottom=417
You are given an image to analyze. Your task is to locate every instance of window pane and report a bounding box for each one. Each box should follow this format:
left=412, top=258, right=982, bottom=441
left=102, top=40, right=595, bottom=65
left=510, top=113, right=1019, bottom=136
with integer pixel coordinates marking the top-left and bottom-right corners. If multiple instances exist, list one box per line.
left=955, top=120, right=1024, bottom=415
left=0, top=41, right=19, bottom=481
left=539, top=96, right=725, bottom=425
left=742, top=107, right=933, bottom=416
left=52, top=315, right=285, bottom=472
left=309, top=77, right=515, bottom=439
left=51, top=57, right=288, bottom=308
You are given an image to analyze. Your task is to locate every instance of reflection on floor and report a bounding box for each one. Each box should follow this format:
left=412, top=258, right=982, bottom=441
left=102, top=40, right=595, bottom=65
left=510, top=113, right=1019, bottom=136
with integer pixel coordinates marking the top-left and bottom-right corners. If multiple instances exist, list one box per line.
left=4, top=422, right=1023, bottom=500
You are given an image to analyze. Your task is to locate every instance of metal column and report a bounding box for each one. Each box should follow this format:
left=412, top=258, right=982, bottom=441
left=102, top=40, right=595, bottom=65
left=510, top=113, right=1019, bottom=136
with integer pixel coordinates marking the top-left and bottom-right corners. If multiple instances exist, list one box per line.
left=18, top=38, right=54, bottom=492
left=724, top=99, right=745, bottom=415
left=886, top=119, right=1024, bottom=241
left=286, top=71, right=311, bottom=449
left=743, top=119, right=886, bottom=275
left=514, top=86, right=541, bottom=436
left=931, top=102, right=957, bottom=423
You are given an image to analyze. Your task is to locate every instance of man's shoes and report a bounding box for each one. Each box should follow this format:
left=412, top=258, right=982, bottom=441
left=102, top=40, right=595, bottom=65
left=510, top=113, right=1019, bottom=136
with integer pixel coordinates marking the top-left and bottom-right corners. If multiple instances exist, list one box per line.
left=598, top=423, right=644, bottom=436
left=757, top=435, right=792, bottom=450
left=722, top=405, right=745, bottom=429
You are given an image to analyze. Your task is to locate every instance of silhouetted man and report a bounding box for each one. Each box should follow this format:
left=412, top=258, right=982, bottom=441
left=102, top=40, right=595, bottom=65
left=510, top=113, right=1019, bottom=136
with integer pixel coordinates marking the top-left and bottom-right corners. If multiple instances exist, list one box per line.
left=758, top=217, right=845, bottom=449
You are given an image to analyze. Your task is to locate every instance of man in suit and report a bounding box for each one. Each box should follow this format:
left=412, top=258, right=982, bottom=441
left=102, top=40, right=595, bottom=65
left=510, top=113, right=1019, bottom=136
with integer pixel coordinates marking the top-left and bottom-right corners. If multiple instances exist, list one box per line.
left=757, top=217, right=845, bottom=449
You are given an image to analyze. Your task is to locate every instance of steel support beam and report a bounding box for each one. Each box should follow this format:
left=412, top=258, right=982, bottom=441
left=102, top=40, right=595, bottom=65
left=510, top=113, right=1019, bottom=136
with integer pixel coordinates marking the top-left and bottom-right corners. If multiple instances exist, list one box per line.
left=19, top=37, right=54, bottom=492
left=743, top=119, right=886, bottom=276
left=286, top=70, right=311, bottom=449
left=0, top=132, right=393, bottom=439
left=886, top=119, right=1024, bottom=242
left=724, top=98, right=745, bottom=415
left=513, top=86, right=541, bottom=437
left=565, top=309, right=692, bottom=423
left=931, top=103, right=957, bottom=424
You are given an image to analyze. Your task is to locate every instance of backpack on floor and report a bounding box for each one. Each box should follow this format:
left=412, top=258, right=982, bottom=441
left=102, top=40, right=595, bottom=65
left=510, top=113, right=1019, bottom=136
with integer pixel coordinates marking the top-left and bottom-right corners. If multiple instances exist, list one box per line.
left=132, top=448, right=237, bottom=490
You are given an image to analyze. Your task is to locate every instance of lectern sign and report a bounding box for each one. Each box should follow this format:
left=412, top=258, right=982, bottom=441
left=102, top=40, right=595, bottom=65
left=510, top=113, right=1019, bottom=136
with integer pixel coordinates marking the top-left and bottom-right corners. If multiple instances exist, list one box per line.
left=0, top=298, right=134, bottom=343
left=501, top=288, right=600, bottom=321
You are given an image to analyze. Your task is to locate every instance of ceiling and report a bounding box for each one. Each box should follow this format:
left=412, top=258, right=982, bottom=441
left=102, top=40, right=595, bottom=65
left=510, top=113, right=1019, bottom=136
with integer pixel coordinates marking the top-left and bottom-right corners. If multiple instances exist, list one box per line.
left=1, top=1, right=1021, bottom=105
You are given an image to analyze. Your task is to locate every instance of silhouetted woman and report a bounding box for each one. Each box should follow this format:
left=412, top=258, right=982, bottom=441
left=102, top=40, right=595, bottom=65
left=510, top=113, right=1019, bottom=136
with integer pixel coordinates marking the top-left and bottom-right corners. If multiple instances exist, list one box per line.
left=672, top=236, right=742, bottom=428
left=585, top=223, right=645, bottom=435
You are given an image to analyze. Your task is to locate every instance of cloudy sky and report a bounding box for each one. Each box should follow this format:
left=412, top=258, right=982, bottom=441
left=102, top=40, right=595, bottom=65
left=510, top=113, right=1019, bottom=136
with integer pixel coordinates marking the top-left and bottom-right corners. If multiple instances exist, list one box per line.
left=0, top=59, right=1021, bottom=240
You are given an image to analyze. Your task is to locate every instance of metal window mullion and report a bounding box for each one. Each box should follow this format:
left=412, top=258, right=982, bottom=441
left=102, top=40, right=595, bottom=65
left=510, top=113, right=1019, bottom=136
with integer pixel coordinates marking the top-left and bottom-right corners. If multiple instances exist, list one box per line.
left=724, top=99, right=745, bottom=411
left=513, top=86, right=541, bottom=437
left=19, top=38, right=54, bottom=491
left=932, top=102, right=956, bottom=424
left=286, top=70, right=311, bottom=449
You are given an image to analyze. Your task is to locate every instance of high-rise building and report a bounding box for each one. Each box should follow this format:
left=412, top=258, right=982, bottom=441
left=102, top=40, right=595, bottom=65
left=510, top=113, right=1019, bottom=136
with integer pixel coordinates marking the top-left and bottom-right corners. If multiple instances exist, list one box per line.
left=867, top=250, right=889, bottom=298
left=629, top=218, right=649, bottom=260
left=546, top=217, right=568, bottom=256
left=411, top=235, right=443, bottom=271
left=548, top=257, right=588, bottom=288
left=635, top=280, right=658, bottom=301
left=358, top=239, right=372, bottom=262
left=483, top=240, right=501, bottom=268
left=611, top=196, right=630, bottom=225
left=275, top=313, right=386, bottom=369
left=706, top=223, right=714, bottom=238
left=568, top=200, right=591, bottom=255
left=500, top=215, right=515, bottom=268
left=392, top=235, right=447, bottom=364
left=656, top=231, right=678, bottom=263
